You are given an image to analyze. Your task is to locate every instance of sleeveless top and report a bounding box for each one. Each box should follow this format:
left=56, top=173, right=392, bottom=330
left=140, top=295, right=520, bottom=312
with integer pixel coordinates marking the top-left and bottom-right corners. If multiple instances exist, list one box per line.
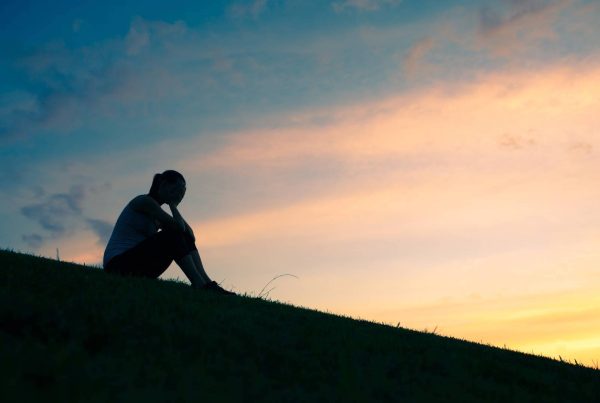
left=103, top=196, right=160, bottom=268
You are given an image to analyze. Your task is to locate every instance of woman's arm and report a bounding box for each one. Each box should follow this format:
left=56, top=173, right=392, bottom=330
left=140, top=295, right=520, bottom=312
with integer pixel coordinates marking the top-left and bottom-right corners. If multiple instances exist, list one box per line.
left=130, top=195, right=184, bottom=232
left=168, top=203, right=185, bottom=229
left=168, top=203, right=195, bottom=241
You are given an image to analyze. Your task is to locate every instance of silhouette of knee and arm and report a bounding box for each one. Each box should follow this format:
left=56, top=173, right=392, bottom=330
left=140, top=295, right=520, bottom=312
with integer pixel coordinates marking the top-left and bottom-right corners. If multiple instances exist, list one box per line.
left=103, top=170, right=235, bottom=295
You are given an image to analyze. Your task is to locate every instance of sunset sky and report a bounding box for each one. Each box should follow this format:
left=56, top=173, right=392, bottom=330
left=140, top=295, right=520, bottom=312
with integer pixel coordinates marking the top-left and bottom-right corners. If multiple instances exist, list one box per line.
left=2, top=0, right=600, bottom=367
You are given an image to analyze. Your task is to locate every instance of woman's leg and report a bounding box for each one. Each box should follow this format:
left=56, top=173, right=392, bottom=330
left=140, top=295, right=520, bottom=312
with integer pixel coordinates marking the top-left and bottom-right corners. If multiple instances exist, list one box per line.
left=106, top=230, right=205, bottom=286
left=175, top=253, right=207, bottom=288
left=105, top=235, right=174, bottom=279
left=176, top=231, right=212, bottom=284
left=179, top=233, right=236, bottom=295
left=190, top=249, right=212, bottom=284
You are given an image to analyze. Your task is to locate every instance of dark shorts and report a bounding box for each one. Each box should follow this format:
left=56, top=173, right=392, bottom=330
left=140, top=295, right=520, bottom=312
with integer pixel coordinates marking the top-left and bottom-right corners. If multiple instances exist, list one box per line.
left=104, top=229, right=198, bottom=279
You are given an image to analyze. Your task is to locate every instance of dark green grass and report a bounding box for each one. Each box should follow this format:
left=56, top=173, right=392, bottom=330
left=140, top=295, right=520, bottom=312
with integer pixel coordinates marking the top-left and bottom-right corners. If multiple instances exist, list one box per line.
left=1, top=248, right=599, bottom=402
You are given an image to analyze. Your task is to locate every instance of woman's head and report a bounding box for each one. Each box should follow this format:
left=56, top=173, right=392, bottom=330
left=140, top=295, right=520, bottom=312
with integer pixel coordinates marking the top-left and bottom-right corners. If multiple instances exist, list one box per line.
left=149, top=170, right=186, bottom=205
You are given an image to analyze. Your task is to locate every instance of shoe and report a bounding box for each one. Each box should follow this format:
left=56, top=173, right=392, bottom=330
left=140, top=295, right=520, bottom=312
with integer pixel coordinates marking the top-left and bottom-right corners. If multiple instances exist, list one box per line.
left=202, top=280, right=236, bottom=296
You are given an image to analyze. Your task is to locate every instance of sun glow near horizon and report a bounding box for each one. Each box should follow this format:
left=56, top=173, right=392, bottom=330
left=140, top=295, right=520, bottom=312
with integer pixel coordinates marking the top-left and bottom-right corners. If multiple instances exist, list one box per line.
left=39, top=59, right=600, bottom=368
left=192, top=60, right=600, bottom=367
left=3, top=0, right=600, bottom=369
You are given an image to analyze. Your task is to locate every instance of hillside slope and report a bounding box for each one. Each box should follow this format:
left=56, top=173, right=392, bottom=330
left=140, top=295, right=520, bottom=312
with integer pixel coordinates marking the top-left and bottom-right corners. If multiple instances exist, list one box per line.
left=1, top=249, right=598, bottom=402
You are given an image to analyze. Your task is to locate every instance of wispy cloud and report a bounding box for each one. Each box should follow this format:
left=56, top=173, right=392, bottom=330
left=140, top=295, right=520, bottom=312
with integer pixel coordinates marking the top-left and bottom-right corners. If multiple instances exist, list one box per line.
left=72, top=18, right=84, bottom=33
left=18, top=182, right=114, bottom=249
left=183, top=61, right=600, bottom=178
left=125, top=18, right=151, bottom=55
left=476, top=0, right=569, bottom=56
left=228, top=0, right=269, bottom=19
left=2, top=2, right=598, bottom=148
left=21, top=233, right=44, bottom=249
left=568, top=141, right=593, bottom=156
left=20, top=184, right=85, bottom=237
left=1, top=18, right=199, bottom=144
left=178, top=61, right=600, bottom=260
left=497, top=133, right=537, bottom=150
left=402, top=37, right=435, bottom=78
left=86, top=218, right=113, bottom=246
left=332, top=0, right=401, bottom=13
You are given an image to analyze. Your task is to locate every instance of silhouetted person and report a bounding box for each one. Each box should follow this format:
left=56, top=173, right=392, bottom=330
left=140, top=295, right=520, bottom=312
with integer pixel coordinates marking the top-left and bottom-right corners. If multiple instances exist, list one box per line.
left=103, top=170, right=235, bottom=295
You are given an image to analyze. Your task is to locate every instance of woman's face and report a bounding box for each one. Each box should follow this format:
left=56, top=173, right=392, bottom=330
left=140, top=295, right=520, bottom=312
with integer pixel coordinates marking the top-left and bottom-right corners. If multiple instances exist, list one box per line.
left=160, top=179, right=186, bottom=204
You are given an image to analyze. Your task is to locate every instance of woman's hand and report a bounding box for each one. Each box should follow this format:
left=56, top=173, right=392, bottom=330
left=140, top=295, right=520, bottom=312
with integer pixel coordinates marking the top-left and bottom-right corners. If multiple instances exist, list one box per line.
left=168, top=192, right=183, bottom=207
left=166, top=203, right=187, bottom=232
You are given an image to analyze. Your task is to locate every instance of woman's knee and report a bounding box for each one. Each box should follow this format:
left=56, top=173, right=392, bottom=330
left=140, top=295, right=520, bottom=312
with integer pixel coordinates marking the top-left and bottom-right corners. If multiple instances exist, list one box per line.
left=182, top=230, right=194, bottom=243
left=160, top=228, right=186, bottom=241
left=159, top=229, right=195, bottom=251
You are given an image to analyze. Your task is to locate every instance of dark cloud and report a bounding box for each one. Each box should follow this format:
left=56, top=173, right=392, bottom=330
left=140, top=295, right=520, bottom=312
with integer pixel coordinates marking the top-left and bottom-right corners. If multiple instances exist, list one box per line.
left=0, top=158, right=31, bottom=192
left=86, top=218, right=113, bottom=245
left=22, top=233, right=44, bottom=249
left=20, top=184, right=86, bottom=237
left=19, top=181, right=115, bottom=248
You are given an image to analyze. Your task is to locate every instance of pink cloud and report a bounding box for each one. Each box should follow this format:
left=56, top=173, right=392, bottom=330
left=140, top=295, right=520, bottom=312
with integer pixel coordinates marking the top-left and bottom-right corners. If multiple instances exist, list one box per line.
left=402, top=37, right=435, bottom=78
left=182, top=60, right=600, bottom=176
left=476, top=0, right=569, bottom=57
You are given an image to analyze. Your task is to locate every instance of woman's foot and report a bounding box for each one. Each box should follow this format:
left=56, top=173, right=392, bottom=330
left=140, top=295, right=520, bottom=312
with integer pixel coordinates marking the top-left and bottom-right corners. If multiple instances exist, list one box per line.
left=201, top=280, right=236, bottom=296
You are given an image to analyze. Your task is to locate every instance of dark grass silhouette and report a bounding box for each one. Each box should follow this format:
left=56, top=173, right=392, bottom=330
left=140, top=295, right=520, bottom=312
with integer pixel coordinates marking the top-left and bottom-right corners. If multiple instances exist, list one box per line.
left=1, top=248, right=599, bottom=402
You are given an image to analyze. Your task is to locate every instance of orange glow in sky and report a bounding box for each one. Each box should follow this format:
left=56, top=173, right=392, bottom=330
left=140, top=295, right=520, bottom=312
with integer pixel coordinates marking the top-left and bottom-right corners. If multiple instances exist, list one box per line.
left=177, top=61, right=599, bottom=367
left=52, top=60, right=600, bottom=366
left=10, top=1, right=599, bottom=369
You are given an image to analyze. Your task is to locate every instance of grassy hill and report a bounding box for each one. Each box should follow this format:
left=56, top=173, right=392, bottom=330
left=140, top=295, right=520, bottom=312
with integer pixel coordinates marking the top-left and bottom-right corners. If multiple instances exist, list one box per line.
left=1, top=248, right=598, bottom=402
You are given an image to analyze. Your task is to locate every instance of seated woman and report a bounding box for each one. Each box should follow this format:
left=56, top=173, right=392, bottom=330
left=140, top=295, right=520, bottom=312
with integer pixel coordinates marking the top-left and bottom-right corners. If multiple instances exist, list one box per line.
left=102, top=169, right=235, bottom=295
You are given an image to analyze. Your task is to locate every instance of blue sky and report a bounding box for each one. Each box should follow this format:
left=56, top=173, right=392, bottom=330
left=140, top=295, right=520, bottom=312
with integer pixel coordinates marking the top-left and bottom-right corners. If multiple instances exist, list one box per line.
left=2, top=0, right=595, bottom=155
left=2, top=0, right=596, bottom=191
left=2, top=0, right=600, bottom=366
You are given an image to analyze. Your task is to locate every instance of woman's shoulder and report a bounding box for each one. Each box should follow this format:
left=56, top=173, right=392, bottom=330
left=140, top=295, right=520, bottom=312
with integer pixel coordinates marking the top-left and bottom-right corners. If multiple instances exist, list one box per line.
left=128, top=194, right=152, bottom=207
left=128, top=194, right=165, bottom=216
left=128, top=195, right=162, bottom=229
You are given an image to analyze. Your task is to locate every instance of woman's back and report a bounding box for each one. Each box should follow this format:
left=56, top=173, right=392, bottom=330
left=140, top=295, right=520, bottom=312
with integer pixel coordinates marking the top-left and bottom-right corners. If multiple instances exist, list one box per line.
left=103, top=195, right=160, bottom=268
